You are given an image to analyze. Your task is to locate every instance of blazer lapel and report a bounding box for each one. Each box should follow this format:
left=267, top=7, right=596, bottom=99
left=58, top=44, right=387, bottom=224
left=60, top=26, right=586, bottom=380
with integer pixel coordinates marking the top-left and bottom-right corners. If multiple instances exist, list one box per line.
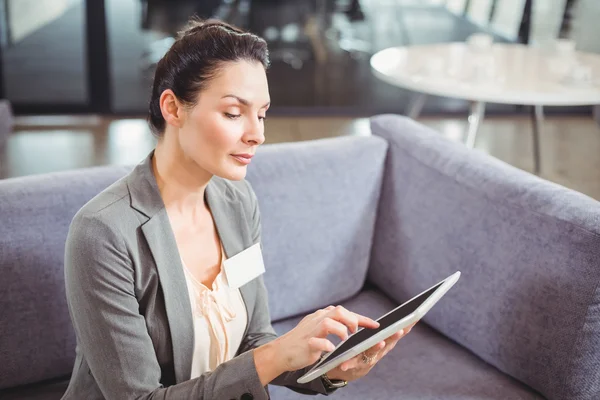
left=204, top=179, right=250, bottom=260
left=127, top=152, right=193, bottom=383
left=205, top=179, right=256, bottom=332
left=127, top=151, right=256, bottom=382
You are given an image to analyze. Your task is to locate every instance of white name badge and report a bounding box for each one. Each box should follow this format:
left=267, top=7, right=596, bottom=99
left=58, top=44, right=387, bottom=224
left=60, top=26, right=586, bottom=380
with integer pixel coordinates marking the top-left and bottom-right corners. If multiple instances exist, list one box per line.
left=223, top=243, right=266, bottom=289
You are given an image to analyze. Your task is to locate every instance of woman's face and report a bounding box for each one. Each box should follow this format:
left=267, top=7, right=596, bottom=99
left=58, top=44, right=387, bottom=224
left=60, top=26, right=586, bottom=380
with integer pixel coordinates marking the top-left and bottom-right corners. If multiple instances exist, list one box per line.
left=178, top=60, right=270, bottom=181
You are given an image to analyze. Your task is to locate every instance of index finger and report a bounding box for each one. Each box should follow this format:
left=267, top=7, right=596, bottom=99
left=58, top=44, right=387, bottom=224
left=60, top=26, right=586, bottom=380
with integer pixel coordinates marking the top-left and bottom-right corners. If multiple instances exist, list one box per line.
left=355, top=313, right=380, bottom=330
left=327, top=306, right=380, bottom=334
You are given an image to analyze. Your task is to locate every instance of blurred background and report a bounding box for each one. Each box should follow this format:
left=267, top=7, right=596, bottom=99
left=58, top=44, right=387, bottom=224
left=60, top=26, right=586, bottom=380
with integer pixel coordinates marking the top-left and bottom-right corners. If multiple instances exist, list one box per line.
left=0, top=0, right=598, bottom=199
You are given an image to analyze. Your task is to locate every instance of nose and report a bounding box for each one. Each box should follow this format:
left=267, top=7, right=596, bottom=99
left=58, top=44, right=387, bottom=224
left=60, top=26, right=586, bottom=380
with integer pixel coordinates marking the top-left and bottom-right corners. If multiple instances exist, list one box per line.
left=243, top=117, right=265, bottom=146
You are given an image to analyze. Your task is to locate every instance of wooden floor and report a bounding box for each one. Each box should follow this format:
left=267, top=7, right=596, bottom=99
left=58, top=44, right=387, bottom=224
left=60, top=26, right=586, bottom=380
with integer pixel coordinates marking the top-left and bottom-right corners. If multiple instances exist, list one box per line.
left=1, top=115, right=599, bottom=201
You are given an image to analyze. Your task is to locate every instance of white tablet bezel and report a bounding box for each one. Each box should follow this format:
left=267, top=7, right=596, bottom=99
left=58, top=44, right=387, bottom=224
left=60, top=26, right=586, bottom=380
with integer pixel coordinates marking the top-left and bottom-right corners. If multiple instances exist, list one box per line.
left=296, top=271, right=461, bottom=384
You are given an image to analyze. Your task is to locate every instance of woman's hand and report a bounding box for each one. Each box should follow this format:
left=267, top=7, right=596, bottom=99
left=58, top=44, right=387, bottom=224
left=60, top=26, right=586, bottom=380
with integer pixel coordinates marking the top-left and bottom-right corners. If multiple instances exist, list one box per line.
left=325, top=322, right=416, bottom=383
left=272, top=305, right=380, bottom=372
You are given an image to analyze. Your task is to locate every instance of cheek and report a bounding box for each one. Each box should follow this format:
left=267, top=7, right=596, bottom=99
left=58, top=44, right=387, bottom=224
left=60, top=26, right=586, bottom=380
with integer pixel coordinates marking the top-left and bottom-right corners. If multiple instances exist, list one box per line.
left=204, top=118, right=239, bottom=150
left=184, top=115, right=239, bottom=156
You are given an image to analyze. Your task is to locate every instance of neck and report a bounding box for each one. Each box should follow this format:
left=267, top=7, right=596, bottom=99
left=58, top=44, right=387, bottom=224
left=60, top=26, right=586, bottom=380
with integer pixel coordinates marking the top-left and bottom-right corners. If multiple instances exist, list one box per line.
left=152, top=132, right=213, bottom=219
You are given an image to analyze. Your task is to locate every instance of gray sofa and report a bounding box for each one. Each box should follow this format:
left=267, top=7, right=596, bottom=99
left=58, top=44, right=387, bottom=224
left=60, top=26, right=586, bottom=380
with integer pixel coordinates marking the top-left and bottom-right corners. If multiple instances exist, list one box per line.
left=1, top=115, right=599, bottom=400
left=0, top=99, right=13, bottom=147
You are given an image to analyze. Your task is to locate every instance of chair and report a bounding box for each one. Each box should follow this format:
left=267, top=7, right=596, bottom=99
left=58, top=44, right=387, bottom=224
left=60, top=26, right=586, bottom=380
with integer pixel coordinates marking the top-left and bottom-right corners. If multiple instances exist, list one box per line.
left=319, top=0, right=374, bottom=58
left=489, top=0, right=527, bottom=41
left=465, top=0, right=494, bottom=27
left=445, top=0, right=468, bottom=16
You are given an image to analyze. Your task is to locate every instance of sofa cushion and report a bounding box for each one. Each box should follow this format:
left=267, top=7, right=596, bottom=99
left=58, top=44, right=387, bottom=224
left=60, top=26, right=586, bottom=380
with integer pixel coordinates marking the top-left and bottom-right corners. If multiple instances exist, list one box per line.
left=246, top=136, right=388, bottom=321
left=0, top=166, right=131, bottom=389
left=0, top=378, right=69, bottom=400
left=368, top=114, right=600, bottom=400
left=270, top=289, right=541, bottom=399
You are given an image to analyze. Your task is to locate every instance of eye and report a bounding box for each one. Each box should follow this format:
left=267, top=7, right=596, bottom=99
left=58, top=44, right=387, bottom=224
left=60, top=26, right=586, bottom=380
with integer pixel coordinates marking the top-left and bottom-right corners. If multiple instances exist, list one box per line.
left=224, top=112, right=241, bottom=119
left=258, top=115, right=267, bottom=121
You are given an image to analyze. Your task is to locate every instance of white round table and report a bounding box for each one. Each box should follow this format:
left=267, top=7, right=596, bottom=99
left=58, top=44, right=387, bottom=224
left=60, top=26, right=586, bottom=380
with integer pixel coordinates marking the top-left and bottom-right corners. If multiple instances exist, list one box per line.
left=370, top=43, right=600, bottom=174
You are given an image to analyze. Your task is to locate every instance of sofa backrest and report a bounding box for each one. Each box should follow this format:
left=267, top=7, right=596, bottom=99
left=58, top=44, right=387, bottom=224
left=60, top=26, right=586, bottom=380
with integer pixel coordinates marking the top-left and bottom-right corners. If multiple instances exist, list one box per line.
left=0, top=166, right=131, bottom=389
left=247, top=136, right=388, bottom=321
left=0, top=134, right=388, bottom=389
left=368, top=115, right=600, bottom=400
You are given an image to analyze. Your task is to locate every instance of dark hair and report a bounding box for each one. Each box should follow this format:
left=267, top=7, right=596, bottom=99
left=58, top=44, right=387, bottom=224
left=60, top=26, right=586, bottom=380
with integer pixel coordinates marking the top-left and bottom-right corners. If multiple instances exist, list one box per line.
left=148, top=18, right=270, bottom=136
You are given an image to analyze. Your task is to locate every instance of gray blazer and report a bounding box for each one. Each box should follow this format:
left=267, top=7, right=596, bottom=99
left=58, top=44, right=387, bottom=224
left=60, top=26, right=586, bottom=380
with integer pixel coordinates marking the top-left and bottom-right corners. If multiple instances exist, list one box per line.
left=62, top=151, right=331, bottom=400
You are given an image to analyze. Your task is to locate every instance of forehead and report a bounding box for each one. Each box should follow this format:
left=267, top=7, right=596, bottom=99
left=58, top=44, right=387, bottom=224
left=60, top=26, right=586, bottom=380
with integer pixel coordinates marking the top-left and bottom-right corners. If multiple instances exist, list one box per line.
left=204, top=60, right=269, bottom=102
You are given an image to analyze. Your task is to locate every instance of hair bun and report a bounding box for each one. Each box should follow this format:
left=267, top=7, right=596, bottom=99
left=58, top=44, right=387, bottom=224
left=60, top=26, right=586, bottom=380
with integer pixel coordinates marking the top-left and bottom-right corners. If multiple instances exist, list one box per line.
left=178, top=18, right=244, bottom=39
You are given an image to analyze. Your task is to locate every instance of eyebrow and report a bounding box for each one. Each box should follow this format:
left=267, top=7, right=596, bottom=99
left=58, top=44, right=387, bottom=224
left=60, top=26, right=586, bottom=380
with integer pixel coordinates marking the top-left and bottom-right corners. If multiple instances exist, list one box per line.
left=221, top=94, right=270, bottom=109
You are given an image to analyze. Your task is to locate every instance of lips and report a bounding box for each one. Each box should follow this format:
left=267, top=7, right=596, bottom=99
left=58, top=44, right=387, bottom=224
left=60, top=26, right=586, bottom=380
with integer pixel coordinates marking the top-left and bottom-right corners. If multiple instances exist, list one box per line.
left=231, top=153, right=253, bottom=165
left=232, top=153, right=253, bottom=159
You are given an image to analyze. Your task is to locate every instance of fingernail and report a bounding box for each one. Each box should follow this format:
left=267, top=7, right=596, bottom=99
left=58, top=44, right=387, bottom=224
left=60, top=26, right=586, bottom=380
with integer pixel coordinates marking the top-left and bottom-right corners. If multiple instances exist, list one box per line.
left=342, top=365, right=347, bottom=371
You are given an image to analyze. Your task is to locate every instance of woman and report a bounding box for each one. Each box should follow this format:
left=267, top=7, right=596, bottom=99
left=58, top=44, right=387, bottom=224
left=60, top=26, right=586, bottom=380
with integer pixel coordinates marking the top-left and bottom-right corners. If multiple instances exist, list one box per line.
left=62, top=19, right=412, bottom=400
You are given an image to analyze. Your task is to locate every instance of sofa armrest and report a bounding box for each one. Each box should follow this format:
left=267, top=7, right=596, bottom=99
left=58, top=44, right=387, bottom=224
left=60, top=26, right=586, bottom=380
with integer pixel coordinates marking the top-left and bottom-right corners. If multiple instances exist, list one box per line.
left=0, top=99, right=13, bottom=148
left=368, top=114, right=600, bottom=400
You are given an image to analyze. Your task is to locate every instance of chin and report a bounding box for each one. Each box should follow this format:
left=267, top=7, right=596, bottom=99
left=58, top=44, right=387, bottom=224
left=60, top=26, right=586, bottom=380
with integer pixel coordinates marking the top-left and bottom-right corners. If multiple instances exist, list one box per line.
left=219, top=167, right=247, bottom=181
left=211, top=156, right=249, bottom=181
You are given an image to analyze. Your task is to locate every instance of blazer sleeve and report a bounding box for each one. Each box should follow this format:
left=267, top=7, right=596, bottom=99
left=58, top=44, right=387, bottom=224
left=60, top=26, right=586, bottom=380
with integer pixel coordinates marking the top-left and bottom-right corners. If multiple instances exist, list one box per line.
left=238, top=181, right=336, bottom=396
left=64, top=211, right=271, bottom=400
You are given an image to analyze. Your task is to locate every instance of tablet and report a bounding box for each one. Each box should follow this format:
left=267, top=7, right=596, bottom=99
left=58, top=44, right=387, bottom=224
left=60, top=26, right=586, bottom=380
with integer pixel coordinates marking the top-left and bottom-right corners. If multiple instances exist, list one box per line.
left=297, top=271, right=461, bottom=384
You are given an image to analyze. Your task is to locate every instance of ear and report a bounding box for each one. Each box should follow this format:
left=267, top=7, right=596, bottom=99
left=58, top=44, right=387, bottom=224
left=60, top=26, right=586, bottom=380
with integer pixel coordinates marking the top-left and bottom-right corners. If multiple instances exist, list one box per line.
left=159, top=89, right=185, bottom=129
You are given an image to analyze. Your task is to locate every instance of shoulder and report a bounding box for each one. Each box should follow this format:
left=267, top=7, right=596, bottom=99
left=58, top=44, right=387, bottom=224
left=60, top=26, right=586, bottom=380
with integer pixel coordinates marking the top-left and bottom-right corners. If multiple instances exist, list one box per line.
left=68, top=176, right=131, bottom=246
left=65, top=177, right=136, bottom=283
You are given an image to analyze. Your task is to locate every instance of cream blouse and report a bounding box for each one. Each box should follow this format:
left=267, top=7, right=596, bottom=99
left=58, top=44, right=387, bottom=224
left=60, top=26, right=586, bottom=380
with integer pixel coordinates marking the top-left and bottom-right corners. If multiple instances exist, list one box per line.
left=180, top=242, right=248, bottom=378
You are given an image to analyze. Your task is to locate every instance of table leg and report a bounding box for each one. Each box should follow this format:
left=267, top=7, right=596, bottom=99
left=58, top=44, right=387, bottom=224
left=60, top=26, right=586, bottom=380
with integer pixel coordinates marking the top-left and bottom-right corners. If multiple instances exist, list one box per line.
left=406, top=93, right=427, bottom=120
left=465, top=101, right=486, bottom=149
left=531, top=105, right=543, bottom=175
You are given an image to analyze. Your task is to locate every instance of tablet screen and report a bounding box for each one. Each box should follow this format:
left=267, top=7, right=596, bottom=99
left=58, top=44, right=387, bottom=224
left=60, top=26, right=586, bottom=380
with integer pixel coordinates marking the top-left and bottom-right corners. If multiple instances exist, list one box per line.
left=315, top=281, right=443, bottom=367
